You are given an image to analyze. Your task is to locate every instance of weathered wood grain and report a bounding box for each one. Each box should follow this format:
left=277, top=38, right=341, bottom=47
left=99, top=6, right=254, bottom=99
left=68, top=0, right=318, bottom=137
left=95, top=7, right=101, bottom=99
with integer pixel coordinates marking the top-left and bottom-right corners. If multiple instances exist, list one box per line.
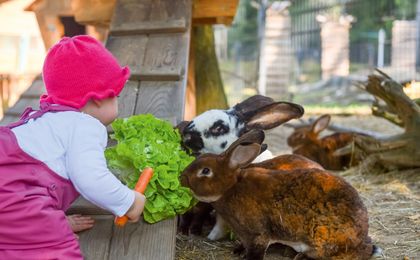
left=106, top=35, right=148, bottom=78
left=140, top=33, right=189, bottom=81
left=111, top=0, right=189, bottom=29
left=134, top=81, right=183, bottom=123
left=5, top=98, right=40, bottom=116
left=0, top=115, right=20, bottom=126
left=77, top=215, right=114, bottom=260
left=20, top=80, right=45, bottom=99
left=108, top=218, right=177, bottom=260
left=110, top=19, right=187, bottom=36
left=106, top=80, right=140, bottom=134
left=193, top=0, right=238, bottom=19
left=67, top=197, right=109, bottom=215
left=118, top=80, right=140, bottom=119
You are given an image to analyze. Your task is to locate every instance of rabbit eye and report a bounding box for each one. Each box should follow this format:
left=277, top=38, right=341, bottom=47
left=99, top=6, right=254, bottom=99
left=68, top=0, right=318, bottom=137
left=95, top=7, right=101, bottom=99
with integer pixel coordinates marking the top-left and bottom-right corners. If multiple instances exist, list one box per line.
left=198, top=167, right=213, bottom=177
left=205, top=120, right=229, bottom=137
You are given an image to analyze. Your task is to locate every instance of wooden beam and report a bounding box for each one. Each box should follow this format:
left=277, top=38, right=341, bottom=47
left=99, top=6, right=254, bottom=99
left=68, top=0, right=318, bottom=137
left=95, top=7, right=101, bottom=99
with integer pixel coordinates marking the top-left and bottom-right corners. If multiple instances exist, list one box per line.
left=192, top=16, right=234, bottom=25
left=34, top=11, right=64, bottom=50
left=184, top=34, right=196, bottom=120
left=193, top=0, right=238, bottom=18
left=25, top=0, right=73, bottom=16
left=192, top=0, right=238, bottom=25
left=71, top=0, right=116, bottom=26
left=69, top=0, right=239, bottom=26
left=110, top=19, right=187, bottom=36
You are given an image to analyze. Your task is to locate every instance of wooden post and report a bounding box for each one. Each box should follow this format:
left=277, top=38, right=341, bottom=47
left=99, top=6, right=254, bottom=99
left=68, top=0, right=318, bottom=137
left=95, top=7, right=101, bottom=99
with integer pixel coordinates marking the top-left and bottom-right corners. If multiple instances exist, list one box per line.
left=416, top=0, right=420, bottom=71
left=185, top=34, right=197, bottom=120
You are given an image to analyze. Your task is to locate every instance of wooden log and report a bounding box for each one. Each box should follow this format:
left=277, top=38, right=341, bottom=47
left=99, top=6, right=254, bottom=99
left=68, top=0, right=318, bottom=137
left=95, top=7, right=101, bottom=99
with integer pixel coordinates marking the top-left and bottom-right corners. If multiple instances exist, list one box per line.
left=353, top=69, right=420, bottom=169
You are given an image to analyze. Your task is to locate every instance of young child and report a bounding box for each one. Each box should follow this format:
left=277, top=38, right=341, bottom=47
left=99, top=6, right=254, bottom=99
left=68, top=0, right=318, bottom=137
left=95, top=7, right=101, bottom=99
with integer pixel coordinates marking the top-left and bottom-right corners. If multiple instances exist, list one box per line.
left=0, top=35, right=145, bottom=259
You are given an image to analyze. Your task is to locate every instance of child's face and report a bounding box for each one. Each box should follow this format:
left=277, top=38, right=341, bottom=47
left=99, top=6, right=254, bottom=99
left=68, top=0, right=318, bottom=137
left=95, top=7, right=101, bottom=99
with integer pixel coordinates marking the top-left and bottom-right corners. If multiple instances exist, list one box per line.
left=81, top=96, right=119, bottom=125
left=97, top=96, right=119, bottom=126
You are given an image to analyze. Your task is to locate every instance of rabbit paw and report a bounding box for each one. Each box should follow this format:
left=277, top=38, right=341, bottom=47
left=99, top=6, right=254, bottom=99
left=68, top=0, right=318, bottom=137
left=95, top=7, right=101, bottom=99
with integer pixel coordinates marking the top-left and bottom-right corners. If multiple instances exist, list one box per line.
left=207, top=215, right=229, bottom=240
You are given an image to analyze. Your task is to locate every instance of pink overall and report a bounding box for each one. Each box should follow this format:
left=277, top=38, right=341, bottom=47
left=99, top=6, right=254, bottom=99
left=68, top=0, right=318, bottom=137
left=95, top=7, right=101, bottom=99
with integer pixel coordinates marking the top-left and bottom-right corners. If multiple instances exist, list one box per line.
left=0, top=102, right=83, bottom=259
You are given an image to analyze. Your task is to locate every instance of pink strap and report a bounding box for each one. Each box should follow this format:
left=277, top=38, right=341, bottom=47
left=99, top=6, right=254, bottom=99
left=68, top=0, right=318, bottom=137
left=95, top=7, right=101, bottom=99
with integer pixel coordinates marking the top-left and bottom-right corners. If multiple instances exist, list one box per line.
left=7, top=102, right=79, bottom=129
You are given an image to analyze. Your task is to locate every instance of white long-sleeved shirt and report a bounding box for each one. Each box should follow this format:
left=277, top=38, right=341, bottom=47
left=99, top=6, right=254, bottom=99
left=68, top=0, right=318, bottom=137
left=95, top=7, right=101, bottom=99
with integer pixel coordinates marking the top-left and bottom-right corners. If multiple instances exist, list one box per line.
left=11, top=111, right=134, bottom=217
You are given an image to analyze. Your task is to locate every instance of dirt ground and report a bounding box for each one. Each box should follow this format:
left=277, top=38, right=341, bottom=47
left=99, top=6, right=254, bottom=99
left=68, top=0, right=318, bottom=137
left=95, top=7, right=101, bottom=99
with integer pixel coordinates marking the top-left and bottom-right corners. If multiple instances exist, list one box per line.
left=175, top=115, right=420, bottom=260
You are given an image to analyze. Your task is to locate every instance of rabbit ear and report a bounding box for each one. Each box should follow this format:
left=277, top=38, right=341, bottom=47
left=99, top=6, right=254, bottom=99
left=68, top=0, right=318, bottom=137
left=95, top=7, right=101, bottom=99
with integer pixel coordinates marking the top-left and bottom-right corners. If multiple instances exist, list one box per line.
left=311, top=114, right=331, bottom=134
left=246, top=102, right=304, bottom=130
left=228, top=143, right=261, bottom=169
left=232, top=95, right=275, bottom=118
left=224, top=129, right=265, bottom=155
left=176, top=120, right=190, bottom=134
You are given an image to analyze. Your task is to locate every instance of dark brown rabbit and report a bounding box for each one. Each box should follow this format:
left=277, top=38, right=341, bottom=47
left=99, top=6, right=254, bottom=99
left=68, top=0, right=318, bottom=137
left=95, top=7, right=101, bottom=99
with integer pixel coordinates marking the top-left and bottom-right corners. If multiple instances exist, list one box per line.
left=181, top=130, right=376, bottom=260
left=287, top=114, right=357, bottom=170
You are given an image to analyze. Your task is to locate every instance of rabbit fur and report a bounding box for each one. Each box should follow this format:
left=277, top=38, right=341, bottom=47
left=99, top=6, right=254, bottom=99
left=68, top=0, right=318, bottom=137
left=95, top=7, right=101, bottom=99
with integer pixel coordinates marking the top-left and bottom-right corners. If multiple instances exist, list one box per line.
left=181, top=130, right=375, bottom=260
left=287, top=114, right=359, bottom=170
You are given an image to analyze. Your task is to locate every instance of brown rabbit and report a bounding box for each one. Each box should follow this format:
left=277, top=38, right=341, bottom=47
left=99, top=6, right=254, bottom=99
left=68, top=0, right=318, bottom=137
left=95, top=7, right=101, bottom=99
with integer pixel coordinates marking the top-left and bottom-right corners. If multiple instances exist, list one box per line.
left=181, top=130, right=376, bottom=260
left=287, top=114, right=357, bottom=170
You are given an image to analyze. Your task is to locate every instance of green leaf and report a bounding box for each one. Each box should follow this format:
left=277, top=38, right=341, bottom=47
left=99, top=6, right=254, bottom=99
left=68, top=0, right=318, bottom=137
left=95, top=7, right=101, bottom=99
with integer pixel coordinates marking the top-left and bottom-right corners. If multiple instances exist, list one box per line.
left=105, top=114, right=197, bottom=223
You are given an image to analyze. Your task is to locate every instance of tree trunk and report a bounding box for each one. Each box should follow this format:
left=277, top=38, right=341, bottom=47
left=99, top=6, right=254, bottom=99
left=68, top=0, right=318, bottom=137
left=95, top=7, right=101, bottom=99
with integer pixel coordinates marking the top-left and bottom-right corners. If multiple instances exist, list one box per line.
left=193, top=25, right=229, bottom=114
left=354, top=70, right=420, bottom=169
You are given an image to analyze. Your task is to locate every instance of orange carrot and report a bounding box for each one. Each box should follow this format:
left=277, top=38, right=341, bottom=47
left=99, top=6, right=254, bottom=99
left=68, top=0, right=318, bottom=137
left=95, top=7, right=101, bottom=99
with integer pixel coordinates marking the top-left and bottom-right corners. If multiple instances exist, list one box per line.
left=114, top=167, right=154, bottom=227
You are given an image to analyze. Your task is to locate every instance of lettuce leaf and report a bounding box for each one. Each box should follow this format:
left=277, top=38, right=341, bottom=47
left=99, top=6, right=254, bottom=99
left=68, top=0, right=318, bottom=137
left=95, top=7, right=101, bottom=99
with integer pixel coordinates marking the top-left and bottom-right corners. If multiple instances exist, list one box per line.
left=105, top=114, right=197, bottom=223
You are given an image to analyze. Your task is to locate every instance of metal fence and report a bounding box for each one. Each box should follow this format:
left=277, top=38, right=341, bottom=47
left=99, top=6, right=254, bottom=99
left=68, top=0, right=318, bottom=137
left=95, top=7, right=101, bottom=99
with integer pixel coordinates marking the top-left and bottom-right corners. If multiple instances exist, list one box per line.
left=290, top=0, right=419, bottom=84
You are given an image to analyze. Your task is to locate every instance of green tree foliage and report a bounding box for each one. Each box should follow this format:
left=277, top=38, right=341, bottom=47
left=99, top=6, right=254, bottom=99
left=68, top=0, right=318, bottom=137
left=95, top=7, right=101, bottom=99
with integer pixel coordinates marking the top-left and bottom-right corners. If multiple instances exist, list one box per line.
left=228, top=0, right=259, bottom=59
left=346, top=0, right=417, bottom=43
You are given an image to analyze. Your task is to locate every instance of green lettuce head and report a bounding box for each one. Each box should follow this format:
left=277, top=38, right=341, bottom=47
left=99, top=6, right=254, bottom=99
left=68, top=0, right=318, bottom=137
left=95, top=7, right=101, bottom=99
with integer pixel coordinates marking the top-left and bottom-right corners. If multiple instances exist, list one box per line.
left=105, top=114, right=197, bottom=223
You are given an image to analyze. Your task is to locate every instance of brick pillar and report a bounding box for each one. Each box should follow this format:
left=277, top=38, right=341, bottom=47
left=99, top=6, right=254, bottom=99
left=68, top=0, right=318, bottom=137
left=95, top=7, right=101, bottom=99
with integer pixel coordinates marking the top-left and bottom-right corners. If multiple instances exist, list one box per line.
left=392, top=20, right=416, bottom=77
left=259, top=1, right=292, bottom=100
left=317, top=15, right=353, bottom=80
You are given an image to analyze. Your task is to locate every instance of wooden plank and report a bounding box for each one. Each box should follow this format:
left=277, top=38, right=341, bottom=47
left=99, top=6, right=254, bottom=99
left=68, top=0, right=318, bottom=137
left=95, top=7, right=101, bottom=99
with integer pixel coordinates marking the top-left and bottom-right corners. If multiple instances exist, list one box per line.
left=67, top=197, right=109, bottom=215
left=72, top=0, right=116, bottom=27
left=106, top=80, right=139, bottom=134
left=106, top=35, right=148, bottom=78
left=134, top=81, right=183, bottom=122
left=184, top=34, right=196, bottom=120
left=21, top=80, right=45, bottom=99
left=110, top=19, right=187, bottom=36
left=193, top=0, right=238, bottom=19
left=109, top=218, right=177, bottom=260
left=5, top=97, right=39, bottom=116
left=77, top=215, right=114, bottom=260
left=118, top=80, right=140, bottom=119
left=0, top=115, right=20, bottom=126
left=111, top=0, right=189, bottom=28
left=140, top=33, right=189, bottom=81
left=25, top=0, right=73, bottom=16
left=193, top=16, right=234, bottom=25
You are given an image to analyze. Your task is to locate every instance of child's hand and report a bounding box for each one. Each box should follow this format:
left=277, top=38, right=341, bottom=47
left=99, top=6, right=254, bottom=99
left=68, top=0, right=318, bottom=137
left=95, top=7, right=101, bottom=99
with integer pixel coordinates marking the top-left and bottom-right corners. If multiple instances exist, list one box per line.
left=66, top=214, right=95, bottom=233
left=125, top=191, right=146, bottom=223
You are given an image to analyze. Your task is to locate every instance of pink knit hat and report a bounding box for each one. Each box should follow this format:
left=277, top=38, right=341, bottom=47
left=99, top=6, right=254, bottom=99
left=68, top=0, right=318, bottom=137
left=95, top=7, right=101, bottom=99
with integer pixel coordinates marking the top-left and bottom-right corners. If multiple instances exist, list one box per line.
left=41, top=35, right=130, bottom=109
